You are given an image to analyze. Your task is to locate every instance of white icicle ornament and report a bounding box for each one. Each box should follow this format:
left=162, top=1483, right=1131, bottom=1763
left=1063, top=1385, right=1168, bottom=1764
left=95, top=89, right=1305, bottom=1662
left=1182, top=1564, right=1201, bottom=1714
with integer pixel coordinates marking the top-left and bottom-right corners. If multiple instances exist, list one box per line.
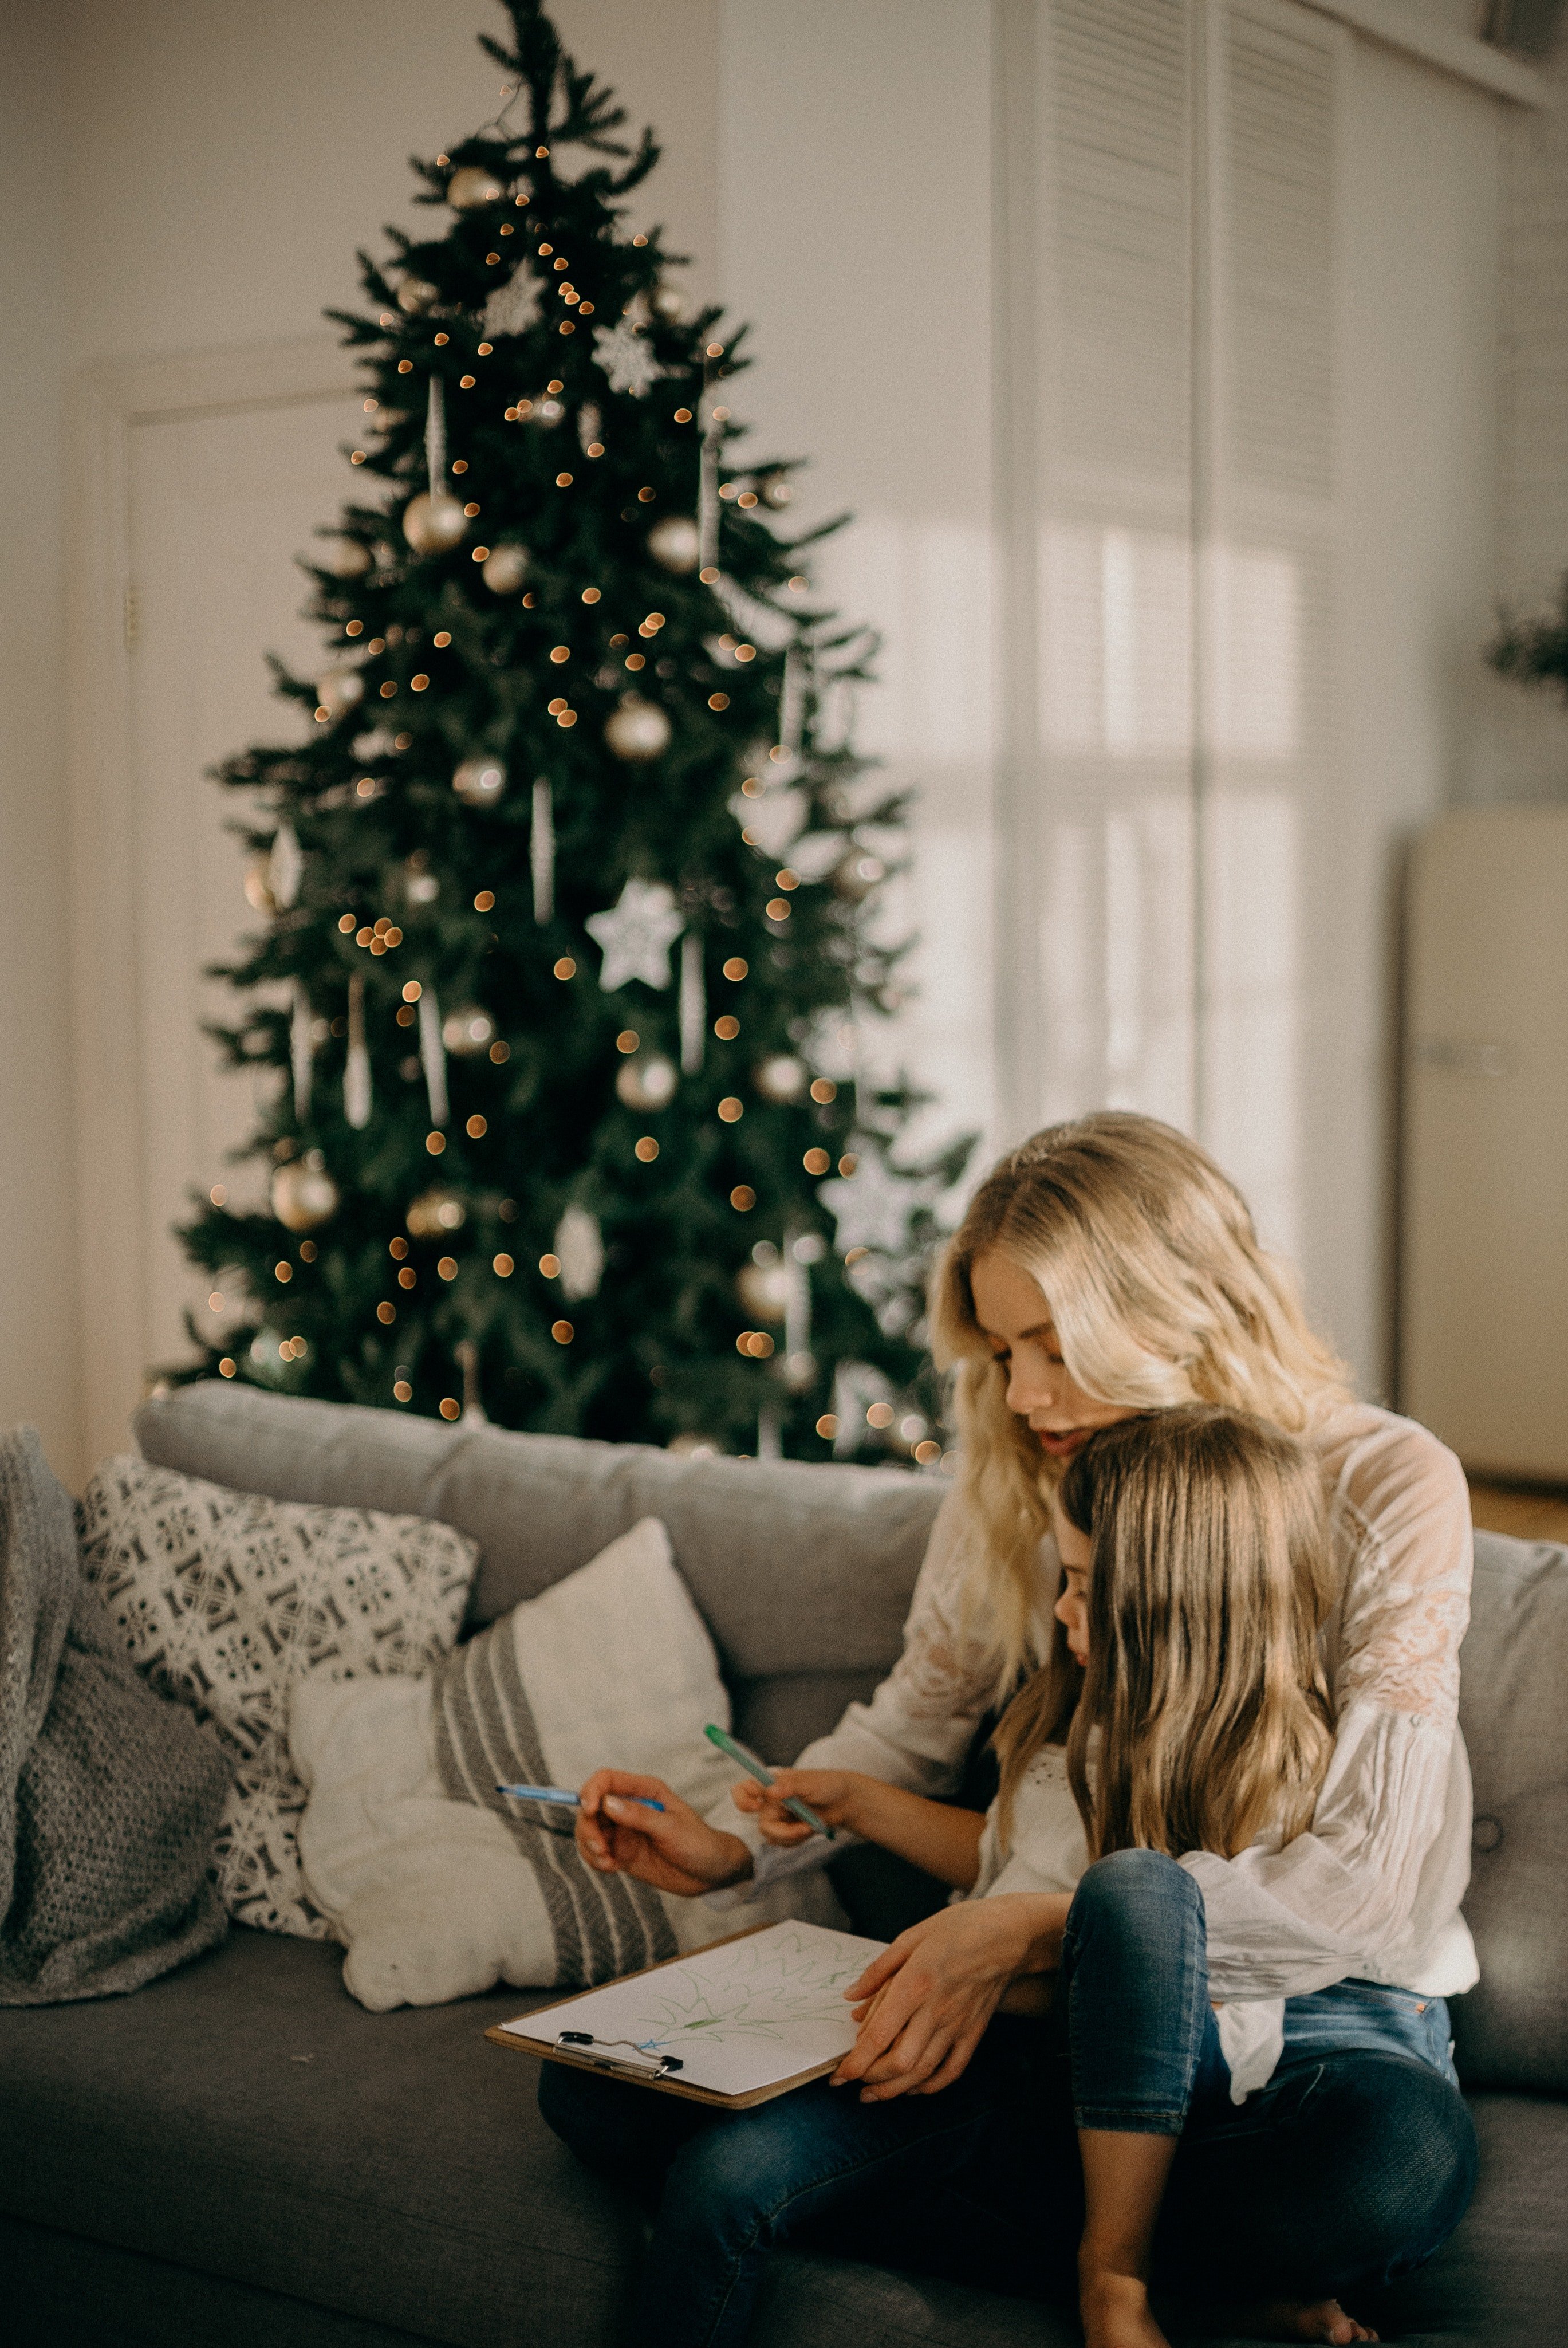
left=554, top=1204, right=604, bottom=1302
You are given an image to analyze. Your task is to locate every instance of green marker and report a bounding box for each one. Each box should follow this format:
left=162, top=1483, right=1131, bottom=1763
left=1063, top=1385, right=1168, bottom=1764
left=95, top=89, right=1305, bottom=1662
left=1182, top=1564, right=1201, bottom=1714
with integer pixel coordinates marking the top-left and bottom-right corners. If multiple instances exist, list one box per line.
left=703, top=1723, right=836, bottom=1840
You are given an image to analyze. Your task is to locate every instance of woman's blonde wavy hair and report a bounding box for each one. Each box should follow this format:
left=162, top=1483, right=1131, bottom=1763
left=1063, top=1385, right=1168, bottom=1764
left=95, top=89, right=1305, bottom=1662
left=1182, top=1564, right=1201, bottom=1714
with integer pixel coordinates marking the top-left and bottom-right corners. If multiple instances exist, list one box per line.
left=993, top=1408, right=1336, bottom=1859
left=931, top=1112, right=1352, bottom=1696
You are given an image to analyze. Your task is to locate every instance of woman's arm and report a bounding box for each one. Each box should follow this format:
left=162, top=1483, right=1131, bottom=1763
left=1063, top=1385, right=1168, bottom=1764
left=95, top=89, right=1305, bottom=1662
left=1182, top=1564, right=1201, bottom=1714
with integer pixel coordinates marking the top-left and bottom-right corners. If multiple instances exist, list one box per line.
left=830, top=1893, right=1074, bottom=2100
left=704, top=1488, right=1042, bottom=1901
left=1184, top=1414, right=1475, bottom=1999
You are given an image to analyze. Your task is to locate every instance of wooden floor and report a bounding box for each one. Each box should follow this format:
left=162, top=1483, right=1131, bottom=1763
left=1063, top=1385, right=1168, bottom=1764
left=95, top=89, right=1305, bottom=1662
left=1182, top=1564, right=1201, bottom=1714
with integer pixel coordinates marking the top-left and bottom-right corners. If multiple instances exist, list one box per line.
left=1468, top=1480, right=1568, bottom=1543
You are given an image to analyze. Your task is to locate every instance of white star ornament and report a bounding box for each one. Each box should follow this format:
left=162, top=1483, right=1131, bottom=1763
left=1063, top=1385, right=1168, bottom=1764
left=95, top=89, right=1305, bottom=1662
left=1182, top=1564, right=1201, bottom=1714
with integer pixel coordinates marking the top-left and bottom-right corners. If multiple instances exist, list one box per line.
left=585, top=878, right=685, bottom=992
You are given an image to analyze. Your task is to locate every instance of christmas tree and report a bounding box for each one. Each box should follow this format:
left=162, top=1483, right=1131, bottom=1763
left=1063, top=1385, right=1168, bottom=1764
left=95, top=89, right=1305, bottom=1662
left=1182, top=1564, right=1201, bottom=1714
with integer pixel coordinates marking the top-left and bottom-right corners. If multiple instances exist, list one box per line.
left=175, top=0, right=967, bottom=1464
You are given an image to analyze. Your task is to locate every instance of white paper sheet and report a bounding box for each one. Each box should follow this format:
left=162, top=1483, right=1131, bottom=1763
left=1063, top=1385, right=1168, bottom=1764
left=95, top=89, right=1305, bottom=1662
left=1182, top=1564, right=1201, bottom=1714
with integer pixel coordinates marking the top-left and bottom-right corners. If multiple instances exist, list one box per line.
left=501, top=1920, right=889, bottom=2097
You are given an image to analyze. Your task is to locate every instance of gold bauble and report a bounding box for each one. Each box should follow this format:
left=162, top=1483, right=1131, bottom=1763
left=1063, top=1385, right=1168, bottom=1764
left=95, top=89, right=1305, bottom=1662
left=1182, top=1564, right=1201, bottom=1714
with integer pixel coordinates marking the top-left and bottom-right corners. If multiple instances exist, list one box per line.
left=315, top=668, right=365, bottom=722
left=759, top=477, right=794, bottom=511
left=321, top=536, right=373, bottom=578
left=833, top=850, right=886, bottom=903
left=647, top=514, right=701, bottom=575
left=754, top=1053, right=807, bottom=1104
left=447, top=166, right=505, bottom=210
left=442, top=1004, right=497, bottom=1056
left=651, top=284, right=687, bottom=324
left=614, top=1051, right=679, bottom=1111
left=396, top=276, right=440, bottom=315
left=271, top=1157, right=340, bottom=1233
left=453, top=756, right=506, bottom=808
left=482, top=542, right=530, bottom=593
left=403, top=492, right=468, bottom=555
left=737, top=1261, right=793, bottom=1322
left=407, top=1187, right=466, bottom=1240
left=604, top=696, right=672, bottom=762
left=532, top=391, right=566, bottom=429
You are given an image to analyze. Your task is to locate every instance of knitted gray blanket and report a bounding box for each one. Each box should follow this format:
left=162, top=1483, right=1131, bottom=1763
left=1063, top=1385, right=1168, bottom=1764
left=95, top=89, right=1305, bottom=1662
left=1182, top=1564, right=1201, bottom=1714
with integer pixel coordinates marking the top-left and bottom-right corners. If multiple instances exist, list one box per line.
left=0, top=1427, right=230, bottom=2003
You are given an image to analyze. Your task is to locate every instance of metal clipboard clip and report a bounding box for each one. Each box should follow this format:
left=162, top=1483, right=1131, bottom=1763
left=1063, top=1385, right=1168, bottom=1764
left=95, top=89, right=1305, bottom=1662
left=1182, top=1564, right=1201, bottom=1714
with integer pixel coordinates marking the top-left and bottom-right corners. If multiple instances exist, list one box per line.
left=555, top=2030, right=684, bottom=2081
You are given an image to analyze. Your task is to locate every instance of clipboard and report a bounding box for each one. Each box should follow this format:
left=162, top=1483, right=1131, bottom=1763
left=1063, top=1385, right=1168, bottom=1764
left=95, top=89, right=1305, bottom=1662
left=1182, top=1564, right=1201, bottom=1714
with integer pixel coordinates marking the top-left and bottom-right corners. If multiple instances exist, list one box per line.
left=486, top=1920, right=888, bottom=2110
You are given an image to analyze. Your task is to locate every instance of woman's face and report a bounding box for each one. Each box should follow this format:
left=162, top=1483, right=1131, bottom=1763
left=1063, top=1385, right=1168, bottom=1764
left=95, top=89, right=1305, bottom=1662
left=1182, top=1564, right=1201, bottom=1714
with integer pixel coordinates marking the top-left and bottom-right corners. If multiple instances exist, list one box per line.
left=968, top=1248, right=1139, bottom=1467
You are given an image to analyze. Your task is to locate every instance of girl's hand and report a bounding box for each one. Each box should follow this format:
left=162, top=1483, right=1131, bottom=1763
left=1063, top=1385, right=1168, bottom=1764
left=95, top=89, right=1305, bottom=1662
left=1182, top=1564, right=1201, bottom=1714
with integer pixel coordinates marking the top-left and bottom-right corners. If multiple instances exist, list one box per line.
left=575, top=1770, right=752, bottom=1898
left=730, top=1768, right=870, bottom=1846
left=830, top=1893, right=1070, bottom=2102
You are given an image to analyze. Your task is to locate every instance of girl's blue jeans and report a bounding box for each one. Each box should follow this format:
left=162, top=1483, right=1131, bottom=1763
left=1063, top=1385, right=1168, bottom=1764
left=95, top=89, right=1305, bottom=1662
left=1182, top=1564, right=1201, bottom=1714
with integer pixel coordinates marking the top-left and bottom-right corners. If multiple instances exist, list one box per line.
left=537, top=1851, right=1479, bottom=2348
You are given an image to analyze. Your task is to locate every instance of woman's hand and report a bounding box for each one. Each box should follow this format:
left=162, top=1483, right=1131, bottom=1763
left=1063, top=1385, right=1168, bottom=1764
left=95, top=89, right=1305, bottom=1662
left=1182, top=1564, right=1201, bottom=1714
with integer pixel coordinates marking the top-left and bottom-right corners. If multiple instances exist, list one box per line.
left=730, top=1768, right=873, bottom=1846
left=575, top=1770, right=753, bottom=1898
left=830, top=1893, right=1071, bottom=2102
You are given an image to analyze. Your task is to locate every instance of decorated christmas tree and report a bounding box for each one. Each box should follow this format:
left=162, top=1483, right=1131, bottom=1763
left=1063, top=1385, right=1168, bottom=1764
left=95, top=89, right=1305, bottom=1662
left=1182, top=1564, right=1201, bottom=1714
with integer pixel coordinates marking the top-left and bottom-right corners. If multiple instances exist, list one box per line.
left=175, top=0, right=967, bottom=1462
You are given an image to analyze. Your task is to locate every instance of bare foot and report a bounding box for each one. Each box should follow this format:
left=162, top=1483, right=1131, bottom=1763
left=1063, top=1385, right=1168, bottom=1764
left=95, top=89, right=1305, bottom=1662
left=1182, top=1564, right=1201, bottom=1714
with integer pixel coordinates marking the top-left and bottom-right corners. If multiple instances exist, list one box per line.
left=1228, top=2299, right=1379, bottom=2344
left=1080, top=2270, right=1171, bottom=2348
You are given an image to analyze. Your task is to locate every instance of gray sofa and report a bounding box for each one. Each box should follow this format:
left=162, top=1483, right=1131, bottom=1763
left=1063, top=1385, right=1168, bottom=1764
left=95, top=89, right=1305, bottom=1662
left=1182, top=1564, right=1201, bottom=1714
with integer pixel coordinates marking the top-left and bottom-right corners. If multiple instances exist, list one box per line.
left=1, top=1382, right=1563, bottom=2347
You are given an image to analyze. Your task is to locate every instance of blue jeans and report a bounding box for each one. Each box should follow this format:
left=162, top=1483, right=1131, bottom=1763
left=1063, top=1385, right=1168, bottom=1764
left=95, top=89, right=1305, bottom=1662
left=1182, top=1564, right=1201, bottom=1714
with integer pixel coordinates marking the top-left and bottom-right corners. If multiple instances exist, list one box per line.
left=537, top=1852, right=1478, bottom=2348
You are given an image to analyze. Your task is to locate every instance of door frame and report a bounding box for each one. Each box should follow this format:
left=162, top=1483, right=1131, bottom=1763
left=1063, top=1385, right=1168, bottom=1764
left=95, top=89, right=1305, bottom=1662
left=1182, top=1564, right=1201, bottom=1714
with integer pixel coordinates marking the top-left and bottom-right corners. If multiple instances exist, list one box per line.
left=66, top=335, right=357, bottom=1467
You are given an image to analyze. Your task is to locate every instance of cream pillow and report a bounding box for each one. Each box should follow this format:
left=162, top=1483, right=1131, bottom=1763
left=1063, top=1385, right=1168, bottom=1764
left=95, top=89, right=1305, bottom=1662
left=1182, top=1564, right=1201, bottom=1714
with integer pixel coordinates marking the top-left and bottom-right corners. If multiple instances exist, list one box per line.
left=78, top=1454, right=478, bottom=1937
left=292, top=1515, right=845, bottom=2011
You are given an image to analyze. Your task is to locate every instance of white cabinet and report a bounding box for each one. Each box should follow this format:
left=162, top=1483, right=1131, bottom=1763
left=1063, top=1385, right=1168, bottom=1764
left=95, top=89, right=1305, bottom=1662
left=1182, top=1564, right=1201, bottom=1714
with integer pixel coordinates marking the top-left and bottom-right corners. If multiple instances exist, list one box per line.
left=1402, top=805, right=1568, bottom=1479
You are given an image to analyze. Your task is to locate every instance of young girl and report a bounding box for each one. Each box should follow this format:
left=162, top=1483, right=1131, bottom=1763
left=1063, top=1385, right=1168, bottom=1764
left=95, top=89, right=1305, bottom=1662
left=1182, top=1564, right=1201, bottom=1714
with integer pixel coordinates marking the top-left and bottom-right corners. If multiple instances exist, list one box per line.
left=542, top=1409, right=1476, bottom=2348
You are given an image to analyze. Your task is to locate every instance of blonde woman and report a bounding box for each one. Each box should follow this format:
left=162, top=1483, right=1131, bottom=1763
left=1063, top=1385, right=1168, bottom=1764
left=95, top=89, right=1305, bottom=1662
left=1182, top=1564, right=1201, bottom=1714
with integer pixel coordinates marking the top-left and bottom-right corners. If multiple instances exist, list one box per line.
left=549, top=1116, right=1479, bottom=2342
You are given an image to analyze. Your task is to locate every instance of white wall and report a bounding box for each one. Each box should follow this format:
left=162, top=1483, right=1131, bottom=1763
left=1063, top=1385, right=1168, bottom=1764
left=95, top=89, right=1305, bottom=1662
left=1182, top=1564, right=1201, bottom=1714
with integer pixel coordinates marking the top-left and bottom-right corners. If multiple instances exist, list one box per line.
left=0, top=0, right=1532, bottom=1472
left=1321, top=34, right=1500, bottom=1393
left=0, top=7, right=79, bottom=1478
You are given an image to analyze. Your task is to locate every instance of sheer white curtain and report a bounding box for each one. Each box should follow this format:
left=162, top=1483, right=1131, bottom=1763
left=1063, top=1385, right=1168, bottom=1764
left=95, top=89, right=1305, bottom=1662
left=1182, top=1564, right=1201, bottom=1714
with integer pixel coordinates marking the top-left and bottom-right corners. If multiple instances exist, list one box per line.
left=995, top=0, right=1343, bottom=1265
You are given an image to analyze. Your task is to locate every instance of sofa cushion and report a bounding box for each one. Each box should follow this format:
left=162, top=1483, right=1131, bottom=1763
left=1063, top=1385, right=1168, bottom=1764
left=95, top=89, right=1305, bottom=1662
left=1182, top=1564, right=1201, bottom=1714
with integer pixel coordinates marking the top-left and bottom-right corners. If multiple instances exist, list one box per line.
left=78, top=1452, right=477, bottom=1938
left=293, top=1517, right=841, bottom=2012
left=1452, top=1532, right=1568, bottom=2091
left=135, top=1385, right=945, bottom=1682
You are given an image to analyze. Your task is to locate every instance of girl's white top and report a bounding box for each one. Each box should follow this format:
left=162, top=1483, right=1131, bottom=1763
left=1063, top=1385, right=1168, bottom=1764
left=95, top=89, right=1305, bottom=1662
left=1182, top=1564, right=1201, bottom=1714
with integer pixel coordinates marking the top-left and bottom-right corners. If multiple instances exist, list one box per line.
left=707, top=1401, right=1477, bottom=2102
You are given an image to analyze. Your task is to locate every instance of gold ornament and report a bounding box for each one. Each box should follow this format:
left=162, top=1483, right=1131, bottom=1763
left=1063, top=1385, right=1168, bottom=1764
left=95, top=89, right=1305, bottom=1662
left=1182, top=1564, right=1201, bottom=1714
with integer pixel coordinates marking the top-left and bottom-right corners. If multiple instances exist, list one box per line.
left=615, top=1051, right=679, bottom=1111
left=833, top=849, right=886, bottom=903
left=667, top=1432, right=721, bottom=1457
left=651, top=284, right=687, bottom=324
left=754, top=1053, right=808, bottom=1104
left=532, top=390, right=566, bottom=428
left=403, top=492, right=468, bottom=554
left=321, top=536, right=372, bottom=578
left=759, top=476, right=794, bottom=510
left=407, top=1186, right=466, bottom=1240
left=244, top=856, right=278, bottom=914
left=447, top=165, right=505, bottom=210
left=737, top=1260, right=793, bottom=1322
left=647, top=514, right=701, bottom=574
left=482, top=542, right=529, bottom=593
left=271, top=1156, right=340, bottom=1233
left=453, top=756, right=506, bottom=808
left=315, top=668, right=365, bottom=722
left=604, top=696, right=672, bottom=762
left=396, top=276, right=440, bottom=315
left=442, top=1004, right=497, bottom=1056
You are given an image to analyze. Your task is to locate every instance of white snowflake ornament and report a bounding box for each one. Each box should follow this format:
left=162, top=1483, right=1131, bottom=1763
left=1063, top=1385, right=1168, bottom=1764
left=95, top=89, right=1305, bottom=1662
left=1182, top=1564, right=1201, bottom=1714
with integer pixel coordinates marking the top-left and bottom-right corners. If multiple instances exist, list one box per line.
left=594, top=316, right=661, bottom=398
left=729, top=785, right=807, bottom=860
left=483, top=267, right=542, bottom=340
left=818, top=1147, right=922, bottom=1256
left=584, top=877, right=685, bottom=992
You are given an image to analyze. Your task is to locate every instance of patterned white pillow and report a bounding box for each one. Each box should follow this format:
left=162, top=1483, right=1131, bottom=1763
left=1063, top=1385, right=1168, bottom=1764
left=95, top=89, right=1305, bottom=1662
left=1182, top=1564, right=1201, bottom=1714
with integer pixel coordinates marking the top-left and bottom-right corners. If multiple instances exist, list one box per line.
left=78, top=1455, right=478, bottom=1938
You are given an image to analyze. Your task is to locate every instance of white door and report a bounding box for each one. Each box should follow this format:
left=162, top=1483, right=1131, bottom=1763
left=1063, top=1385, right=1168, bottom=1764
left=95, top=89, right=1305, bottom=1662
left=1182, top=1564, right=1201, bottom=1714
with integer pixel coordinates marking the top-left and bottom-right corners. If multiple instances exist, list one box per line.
left=97, top=369, right=360, bottom=1457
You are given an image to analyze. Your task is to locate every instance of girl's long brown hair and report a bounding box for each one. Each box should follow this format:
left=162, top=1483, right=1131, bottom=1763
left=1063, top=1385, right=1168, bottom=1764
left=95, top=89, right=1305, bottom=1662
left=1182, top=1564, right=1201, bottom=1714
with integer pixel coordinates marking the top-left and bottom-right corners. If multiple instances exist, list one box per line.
left=992, top=1408, right=1336, bottom=1861
left=931, top=1113, right=1353, bottom=1698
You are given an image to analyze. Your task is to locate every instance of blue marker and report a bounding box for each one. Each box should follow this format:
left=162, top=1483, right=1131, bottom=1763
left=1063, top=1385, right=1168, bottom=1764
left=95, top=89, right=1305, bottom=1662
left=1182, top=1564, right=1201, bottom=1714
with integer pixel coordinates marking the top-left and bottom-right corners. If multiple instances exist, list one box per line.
left=496, top=1783, right=666, bottom=1812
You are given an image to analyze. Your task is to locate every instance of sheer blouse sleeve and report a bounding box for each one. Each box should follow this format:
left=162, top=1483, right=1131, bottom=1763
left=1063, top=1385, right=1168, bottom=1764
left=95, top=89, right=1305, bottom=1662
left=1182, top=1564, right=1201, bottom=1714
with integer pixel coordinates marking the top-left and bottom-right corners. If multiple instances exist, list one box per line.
left=1181, top=1413, right=1474, bottom=2001
left=704, top=1486, right=1028, bottom=1902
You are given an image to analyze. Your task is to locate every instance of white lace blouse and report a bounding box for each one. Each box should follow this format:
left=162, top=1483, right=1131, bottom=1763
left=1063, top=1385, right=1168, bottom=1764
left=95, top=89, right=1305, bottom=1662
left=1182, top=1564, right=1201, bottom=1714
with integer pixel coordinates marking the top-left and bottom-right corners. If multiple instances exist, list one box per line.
left=707, top=1401, right=1478, bottom=2099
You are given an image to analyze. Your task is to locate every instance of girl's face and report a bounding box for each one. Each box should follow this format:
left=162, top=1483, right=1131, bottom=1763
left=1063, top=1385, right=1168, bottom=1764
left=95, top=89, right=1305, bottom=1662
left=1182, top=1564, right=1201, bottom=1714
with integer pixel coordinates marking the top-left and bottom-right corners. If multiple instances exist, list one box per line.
left=969, top=1249, right=1139, bottom=1466
left=1051, top=1500, right=1092, bottom=1667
